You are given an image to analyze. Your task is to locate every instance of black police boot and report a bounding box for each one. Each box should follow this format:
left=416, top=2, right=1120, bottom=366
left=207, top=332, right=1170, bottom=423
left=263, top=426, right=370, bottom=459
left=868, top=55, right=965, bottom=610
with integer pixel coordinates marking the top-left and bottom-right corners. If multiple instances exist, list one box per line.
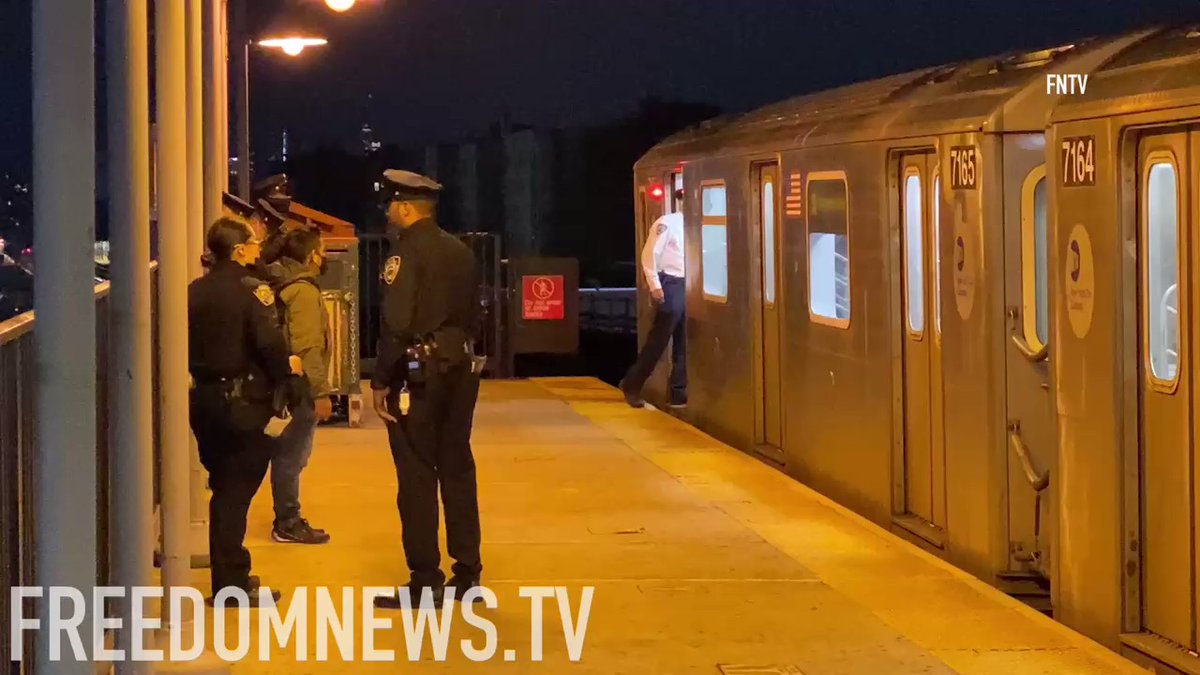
left=669, top=391, right=688, bottom=409
left=373, top=583, right=444, bottom=610
left=619, top=378, right=645, bottom=409
left=272, top=517, right=331, bottom=545
left=445, top=576, right=484, bottom=604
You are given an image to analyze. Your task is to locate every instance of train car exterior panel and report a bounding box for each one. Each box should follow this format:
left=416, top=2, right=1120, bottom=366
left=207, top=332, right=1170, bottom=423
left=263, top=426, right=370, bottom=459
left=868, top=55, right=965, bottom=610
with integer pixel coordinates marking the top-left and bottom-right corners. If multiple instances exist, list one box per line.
left=781, top=143, right=895, bottom=523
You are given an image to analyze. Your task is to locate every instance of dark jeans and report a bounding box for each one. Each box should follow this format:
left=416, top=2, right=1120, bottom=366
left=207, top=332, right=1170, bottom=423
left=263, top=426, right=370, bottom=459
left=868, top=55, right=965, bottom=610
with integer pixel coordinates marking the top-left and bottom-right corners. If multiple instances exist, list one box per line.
left=384, top=364, right=483, bottom=587
left=190, top=389, right=272, bottom=592
left=623, top=273, right=687, bottom=399
left=271, top=399, right=316, bottom=524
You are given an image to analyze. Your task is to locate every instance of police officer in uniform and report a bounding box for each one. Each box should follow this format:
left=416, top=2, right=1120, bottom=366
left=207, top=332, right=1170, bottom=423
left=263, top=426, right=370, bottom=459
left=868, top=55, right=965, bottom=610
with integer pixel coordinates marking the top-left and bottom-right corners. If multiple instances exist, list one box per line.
left=371, top=170, right=484, bottom=608
left=189, top=216, right=300, bottom=603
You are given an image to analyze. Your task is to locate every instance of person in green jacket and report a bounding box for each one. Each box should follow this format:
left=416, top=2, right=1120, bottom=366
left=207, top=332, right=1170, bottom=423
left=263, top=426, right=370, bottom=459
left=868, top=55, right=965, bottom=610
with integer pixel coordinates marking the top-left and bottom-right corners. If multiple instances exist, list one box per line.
left=267, top=227, right=334, bottom=544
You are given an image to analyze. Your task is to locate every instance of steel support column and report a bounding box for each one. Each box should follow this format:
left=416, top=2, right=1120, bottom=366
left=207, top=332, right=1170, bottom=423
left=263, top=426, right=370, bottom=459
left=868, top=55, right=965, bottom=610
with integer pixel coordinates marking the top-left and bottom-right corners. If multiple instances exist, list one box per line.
left=32, top=0, right=97, bottom=669
left=107, top=0, right=153, bottom=670
left=155, top=0, right=191, bottom=623
left=186, top=0, right=212, bottom=570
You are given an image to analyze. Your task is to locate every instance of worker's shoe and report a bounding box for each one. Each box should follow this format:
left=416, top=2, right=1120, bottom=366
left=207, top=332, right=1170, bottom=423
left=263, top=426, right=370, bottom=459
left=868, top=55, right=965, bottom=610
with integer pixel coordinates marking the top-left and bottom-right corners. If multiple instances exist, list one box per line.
left=208, top=585, right=282, bottom=608
left=374, top=584, right=444, bottom=610
left=669, top=391, right=688, bottom=409
left=619, top=379, right=645, bottom=408
left=445, top=576, right=484, bottom=604
left=272, top=517, right=331, bottom=545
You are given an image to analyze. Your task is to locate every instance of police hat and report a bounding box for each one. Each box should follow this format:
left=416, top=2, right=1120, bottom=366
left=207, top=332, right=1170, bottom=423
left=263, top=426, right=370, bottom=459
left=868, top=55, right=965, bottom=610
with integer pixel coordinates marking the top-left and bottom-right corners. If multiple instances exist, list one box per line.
left=253, top=174, right=290, bottom=200
left=222, top=192, right=256, bottom=219
left=381, top=169, right=443, bottom=202
left=257, top=198, right=287, bottom=229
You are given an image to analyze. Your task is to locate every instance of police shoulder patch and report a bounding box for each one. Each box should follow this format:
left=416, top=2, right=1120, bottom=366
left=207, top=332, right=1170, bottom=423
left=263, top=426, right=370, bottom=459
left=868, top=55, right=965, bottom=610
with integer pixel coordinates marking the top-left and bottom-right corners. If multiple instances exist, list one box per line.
left=253, top=284, right=275, bottom=307
left=383, top=256, right=402, bottom=285
left=656, top=223, right=667, bottom=236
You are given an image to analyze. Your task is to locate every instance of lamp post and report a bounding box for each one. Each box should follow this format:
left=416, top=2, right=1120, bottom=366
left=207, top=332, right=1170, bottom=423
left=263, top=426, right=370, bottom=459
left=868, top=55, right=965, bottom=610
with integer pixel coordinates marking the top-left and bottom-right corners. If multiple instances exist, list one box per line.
left=233, top=34, right=327, bottom=199
left=232, top=1, right=342, bottom=199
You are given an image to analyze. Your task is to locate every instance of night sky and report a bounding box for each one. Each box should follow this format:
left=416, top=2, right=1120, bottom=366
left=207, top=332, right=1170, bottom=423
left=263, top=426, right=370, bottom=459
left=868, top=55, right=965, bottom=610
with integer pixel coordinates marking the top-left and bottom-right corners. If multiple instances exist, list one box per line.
left=3, top=0, right=1200, bottom=173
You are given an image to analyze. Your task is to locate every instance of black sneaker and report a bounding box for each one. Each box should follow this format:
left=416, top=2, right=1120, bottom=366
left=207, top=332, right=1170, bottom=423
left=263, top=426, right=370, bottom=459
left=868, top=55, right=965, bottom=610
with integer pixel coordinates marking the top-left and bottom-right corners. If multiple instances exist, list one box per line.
left=445, top=576, right=484, bottom=604
left=669, top=393, right=688, bottom=409
left=619, top=379, right=645, bottom=408
left=272, top=518, right=331, bottom=545
left=207, top=585, right=281, bottom=608
left=374, top=584, right=444, bottom=610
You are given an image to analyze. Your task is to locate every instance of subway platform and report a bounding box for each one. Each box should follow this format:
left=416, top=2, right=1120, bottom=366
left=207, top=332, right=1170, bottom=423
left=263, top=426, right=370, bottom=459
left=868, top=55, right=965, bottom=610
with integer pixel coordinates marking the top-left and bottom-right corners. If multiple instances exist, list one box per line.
left=206, top=378, right=1144, bottom=674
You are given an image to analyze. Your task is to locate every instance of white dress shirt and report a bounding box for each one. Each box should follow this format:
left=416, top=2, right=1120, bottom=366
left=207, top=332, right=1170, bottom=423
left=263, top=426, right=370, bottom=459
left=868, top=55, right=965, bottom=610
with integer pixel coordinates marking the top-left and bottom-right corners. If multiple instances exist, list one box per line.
left=641, top=211, right=685, bottom=292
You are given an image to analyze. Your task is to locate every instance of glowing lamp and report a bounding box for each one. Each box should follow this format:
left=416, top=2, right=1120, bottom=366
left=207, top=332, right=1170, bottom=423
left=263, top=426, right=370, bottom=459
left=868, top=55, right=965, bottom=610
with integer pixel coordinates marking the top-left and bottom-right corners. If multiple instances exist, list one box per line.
left=325, top=0, right=356, bottom=11
left=258, top=37, right=328, bottom=57
left=650, top=185, right=665, bottom=200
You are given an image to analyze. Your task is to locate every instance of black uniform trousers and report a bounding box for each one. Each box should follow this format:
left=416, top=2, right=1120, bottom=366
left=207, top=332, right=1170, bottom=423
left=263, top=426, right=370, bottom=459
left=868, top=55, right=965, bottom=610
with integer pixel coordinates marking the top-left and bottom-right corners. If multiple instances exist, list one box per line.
left=190, top=387, right=273, bottom=592
left=385, top=364, right=483, bottom=588
left=623, top=273, right=687, bottom=399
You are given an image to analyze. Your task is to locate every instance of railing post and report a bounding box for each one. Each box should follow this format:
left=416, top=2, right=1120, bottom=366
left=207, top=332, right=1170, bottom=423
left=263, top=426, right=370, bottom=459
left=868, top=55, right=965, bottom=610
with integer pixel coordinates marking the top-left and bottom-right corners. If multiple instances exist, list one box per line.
left=32, top=0, right=98, bottom=670
left=107, top=0, right=154, bottom=670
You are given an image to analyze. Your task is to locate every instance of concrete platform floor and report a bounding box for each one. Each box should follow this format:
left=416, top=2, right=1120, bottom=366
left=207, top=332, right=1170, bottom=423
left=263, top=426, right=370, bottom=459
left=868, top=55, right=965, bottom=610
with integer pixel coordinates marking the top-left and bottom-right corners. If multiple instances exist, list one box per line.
left=198, top=377, right=1145, bottom=673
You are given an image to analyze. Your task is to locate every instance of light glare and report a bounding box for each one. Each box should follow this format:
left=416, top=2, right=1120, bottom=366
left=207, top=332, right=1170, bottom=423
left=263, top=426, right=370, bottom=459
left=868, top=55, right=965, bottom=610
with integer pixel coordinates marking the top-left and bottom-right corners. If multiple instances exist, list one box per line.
left=326, top=0, right=356, bottom=11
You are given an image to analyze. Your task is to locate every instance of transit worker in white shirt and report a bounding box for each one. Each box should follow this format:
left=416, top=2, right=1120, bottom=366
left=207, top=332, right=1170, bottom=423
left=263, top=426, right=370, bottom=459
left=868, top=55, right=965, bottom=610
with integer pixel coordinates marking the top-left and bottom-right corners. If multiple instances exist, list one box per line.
left=621, top=189, right=687, bottom=409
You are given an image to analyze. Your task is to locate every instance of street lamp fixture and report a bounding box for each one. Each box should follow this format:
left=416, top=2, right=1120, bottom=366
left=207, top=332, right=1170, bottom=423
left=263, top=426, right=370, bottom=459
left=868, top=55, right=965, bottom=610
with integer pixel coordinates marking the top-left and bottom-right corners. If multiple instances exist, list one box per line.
left=258, top=36, right=328, bottom=56
left=325, top=0, right=356, bottom=12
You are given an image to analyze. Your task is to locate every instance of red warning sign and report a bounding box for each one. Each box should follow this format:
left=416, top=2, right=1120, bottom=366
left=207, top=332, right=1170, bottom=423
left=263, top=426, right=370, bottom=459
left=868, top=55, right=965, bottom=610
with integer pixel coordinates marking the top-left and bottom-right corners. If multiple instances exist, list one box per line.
left=522, top=275, right=565, bottom=321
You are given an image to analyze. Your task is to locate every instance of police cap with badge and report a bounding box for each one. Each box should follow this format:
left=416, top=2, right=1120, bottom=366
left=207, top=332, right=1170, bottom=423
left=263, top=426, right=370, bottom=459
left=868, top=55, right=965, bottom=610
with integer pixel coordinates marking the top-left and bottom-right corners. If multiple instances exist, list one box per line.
left=379, top=169, right=443, bottom=206
left=379, top=170, right=442, bottom=287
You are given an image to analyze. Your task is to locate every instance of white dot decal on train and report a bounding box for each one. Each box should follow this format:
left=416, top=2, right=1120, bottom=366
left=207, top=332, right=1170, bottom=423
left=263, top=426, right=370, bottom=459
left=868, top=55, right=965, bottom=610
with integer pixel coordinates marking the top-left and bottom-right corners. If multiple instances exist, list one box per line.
left=952, top=199, right=976, bottom=320
left=1065, top=223, right=1094, bottom=339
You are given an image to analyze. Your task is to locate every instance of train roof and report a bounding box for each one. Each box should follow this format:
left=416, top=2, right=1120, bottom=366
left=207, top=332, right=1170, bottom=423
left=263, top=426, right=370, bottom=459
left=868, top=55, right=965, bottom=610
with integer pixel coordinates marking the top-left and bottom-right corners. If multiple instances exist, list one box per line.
left=637, top=28, right=1169, bottom=168
left=1052, top=26, right=1200, bottom=123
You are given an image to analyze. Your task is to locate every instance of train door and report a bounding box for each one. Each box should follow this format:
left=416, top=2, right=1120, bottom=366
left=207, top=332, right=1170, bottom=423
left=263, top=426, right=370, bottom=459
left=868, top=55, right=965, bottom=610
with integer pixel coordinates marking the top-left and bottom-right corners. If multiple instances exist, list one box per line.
left=1136, top=129, right=1197, bottom=652
left=753, top=162, right=784, bottom=460
left=899, top=151, right=947, bottom=535
left=1001, top=134, right=1055, bottom=586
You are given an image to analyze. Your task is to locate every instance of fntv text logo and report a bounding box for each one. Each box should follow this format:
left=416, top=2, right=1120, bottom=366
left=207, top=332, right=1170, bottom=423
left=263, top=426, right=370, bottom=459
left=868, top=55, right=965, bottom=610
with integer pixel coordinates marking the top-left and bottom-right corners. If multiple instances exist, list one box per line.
left=1046, top=73, right=1089, bottom=95
left=10, top=585, right=594, bottom=663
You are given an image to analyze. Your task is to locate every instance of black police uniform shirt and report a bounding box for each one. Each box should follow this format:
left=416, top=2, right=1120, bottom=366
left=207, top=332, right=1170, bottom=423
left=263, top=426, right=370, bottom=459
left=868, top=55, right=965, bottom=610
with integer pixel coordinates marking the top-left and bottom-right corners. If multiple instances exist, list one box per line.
left=188, top=258, right=292, bottom=386
left=373, top=218, right=478, bottom=390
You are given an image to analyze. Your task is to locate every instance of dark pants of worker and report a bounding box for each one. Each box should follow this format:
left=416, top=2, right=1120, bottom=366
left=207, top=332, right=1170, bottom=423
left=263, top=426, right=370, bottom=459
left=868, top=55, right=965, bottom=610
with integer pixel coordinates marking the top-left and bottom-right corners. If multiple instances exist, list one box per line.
left=623, top=273, right=687, bottom=400
left=384, top=364, right=483, bottom=588
left=191, top=390, right=272, bottom=592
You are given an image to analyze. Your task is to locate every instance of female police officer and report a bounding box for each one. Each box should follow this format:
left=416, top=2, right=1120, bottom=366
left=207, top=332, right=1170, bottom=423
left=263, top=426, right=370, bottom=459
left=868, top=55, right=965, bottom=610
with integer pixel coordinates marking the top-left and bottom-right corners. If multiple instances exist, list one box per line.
left=189, top=216, right=300, bottom=603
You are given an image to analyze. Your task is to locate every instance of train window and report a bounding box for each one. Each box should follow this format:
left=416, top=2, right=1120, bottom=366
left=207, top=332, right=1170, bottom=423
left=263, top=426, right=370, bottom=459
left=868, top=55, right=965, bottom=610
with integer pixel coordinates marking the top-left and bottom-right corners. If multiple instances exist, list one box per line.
left=1021, top=166, right=1050, bottom=351
left=671, top=172, right=684, bottom=213
left=904, top=170, right=925, bottom=334
left=1145, top=160, right=1180, bottom=384
left=933, top=175, right=942, bottom=333
left=807, top=172, right=850, bottom=327
left=762, top=176, right=777, bottom=305
left=701, top=182, right=728, bottom=302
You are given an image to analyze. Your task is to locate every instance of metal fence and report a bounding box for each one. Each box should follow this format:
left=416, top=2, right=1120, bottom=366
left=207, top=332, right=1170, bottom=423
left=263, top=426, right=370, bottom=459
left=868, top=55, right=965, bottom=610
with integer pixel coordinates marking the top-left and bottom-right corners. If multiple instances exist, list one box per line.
left=0, top=272, right=158, bottom=672
left=359, top=232, right=508, bottom=377
left=579, top=287, right=637, bottom=334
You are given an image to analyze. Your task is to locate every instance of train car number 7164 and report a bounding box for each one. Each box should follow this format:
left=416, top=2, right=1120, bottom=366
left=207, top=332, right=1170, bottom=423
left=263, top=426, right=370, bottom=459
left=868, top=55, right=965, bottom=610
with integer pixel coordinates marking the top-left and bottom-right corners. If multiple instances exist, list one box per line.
left=1061, top=136, right=1096, bottom=187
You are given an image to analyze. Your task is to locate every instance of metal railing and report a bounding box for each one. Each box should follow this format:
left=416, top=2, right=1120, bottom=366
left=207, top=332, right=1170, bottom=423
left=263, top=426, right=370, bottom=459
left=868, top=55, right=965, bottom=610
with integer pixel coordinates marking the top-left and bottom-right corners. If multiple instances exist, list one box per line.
left=579, top=287, right=637, bottom=334
left=0, top=271, right=158, bottom=671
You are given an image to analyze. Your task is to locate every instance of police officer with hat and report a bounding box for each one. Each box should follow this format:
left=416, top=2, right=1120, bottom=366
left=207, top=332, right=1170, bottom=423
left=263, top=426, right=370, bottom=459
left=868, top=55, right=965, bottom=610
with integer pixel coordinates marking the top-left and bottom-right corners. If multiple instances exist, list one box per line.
left=190, top=216, right=302, bottom=604
left=372, top=169, right=485, bottom=608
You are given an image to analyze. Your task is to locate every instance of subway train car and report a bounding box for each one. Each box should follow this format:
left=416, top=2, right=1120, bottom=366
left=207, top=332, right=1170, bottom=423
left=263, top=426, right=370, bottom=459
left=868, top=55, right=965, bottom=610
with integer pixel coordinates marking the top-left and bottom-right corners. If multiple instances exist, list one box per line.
left=633, top=27, right=1200, bottom=671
